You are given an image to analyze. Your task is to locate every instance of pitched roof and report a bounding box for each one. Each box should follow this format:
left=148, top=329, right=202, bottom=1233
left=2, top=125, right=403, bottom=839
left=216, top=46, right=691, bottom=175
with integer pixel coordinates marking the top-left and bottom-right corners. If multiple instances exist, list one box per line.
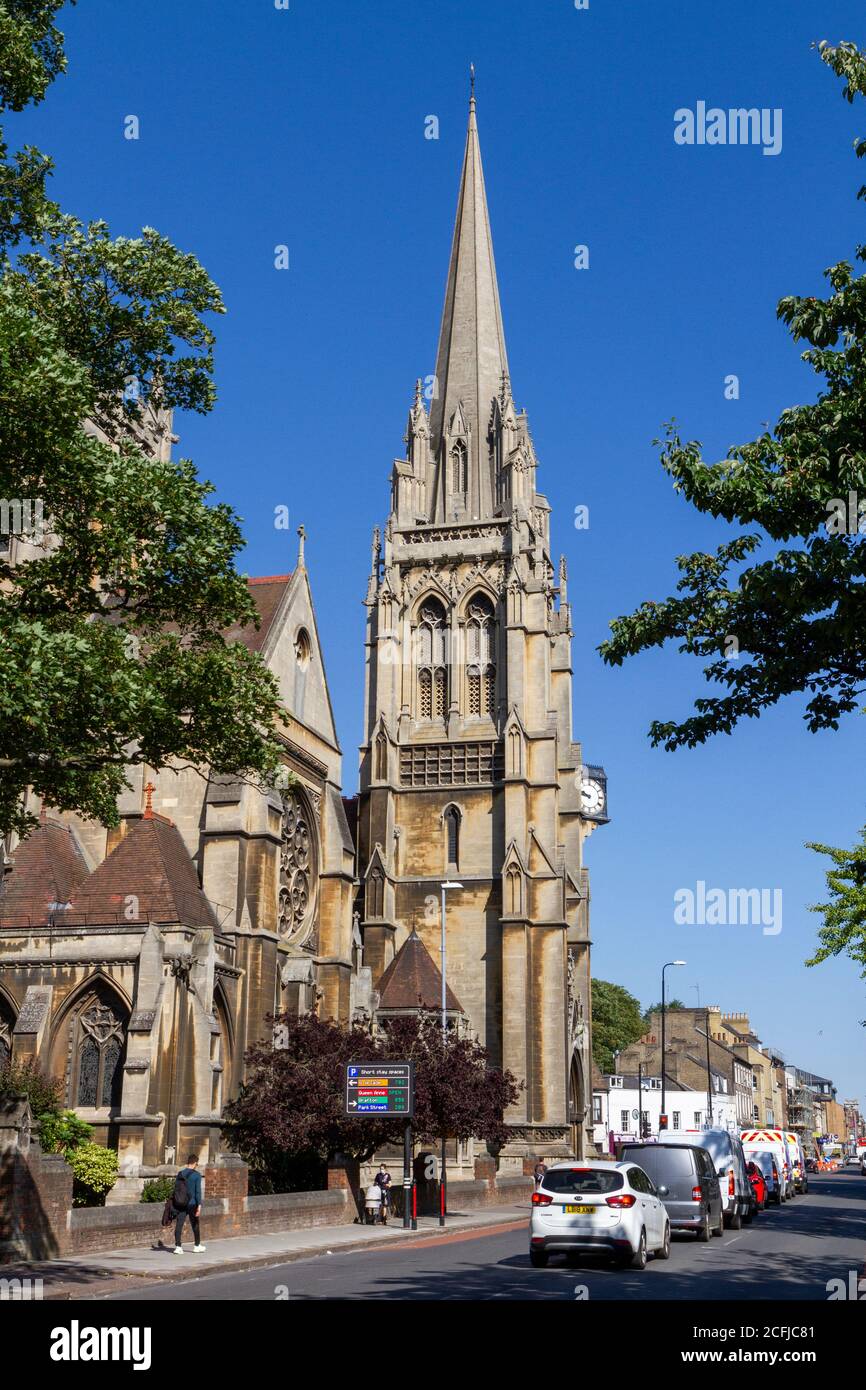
left=0, top=820, right=90, bottom=925
left=376, top=930, right=463, bottom=1013
left=224, top=574, right=293, bottom=653
left=65, top=813, right=218, bottom=928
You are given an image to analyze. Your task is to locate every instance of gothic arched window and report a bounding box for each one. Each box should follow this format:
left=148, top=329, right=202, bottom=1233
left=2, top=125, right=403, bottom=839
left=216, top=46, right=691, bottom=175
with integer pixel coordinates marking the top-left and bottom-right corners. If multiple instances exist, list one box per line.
left=451, top=441, right=467, bottom=495
left=506, top=866, right=522, bottom=916
left=375, top=731, right=387, bottom=781
left=278, top=793, right=318, bottom=945
left=70, top=992, right=128, bottom=1109
left=368, top=867, right=384, bottom=919
left=414, top=598, right=448, bottom=722
left=444, top=806, right=461, bottom=868
left=465, top=595, right=496, bottom=718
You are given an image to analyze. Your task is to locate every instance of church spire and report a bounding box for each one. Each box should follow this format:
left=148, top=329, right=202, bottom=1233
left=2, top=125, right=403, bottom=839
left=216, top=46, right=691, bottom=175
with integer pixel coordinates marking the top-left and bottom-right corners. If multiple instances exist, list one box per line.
left=429, top=75, right=510, bottom=518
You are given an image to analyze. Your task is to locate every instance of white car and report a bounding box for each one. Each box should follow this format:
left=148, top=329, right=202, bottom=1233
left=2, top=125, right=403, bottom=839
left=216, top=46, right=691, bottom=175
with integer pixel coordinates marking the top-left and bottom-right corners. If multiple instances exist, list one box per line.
left=529, top=1160, right=671, bottom=1270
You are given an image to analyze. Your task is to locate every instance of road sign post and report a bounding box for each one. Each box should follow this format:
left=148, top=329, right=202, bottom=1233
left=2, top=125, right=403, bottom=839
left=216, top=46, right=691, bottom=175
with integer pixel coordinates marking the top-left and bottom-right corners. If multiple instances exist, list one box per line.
left=344, top=1062, right=414, bottom=1117
left=344, top=1062, right=415, bottom=1227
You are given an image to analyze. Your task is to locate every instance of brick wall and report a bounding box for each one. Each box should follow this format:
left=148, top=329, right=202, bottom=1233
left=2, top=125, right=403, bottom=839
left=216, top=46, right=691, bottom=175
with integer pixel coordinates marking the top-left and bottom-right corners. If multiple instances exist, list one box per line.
left=0, top=1147, right=525, bottom=1262
left=0, top=1145, right=72, bottom=1261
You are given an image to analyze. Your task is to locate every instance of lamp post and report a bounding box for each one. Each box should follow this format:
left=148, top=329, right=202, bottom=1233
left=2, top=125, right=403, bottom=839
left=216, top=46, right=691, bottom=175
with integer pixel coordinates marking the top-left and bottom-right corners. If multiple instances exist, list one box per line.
left=438, top=880, right=462, bottom=1226
left=660, top=960, right=686, bottom=1130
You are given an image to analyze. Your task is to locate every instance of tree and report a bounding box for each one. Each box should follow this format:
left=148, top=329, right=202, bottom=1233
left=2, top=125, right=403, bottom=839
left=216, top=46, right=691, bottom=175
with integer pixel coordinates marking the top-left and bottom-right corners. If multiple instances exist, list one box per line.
left=224, top=1012, right=521, bottom=1190
left=600, top=41, right=866, bottom=752
left=806, top=826, right=866, bottom=996
left=591, top=979, right=646, bottom=1072
left=643, top=999, right=686, bottom=1021
left=223, top=1016, right=389, bottom=1190
left=0, top=0, right=285, bottom=837
left=381, top=1012, right=521, bottom=1151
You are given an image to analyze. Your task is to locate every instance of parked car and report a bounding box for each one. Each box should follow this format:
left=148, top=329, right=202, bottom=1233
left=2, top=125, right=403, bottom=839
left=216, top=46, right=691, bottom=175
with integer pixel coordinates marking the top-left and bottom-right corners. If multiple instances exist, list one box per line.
left=619, top=1141, right=723, bottom=1241
left=529, top=1160, right=671, bottom=1270
left=805, top=1157, right=819, bottom=1173
left=741, top=1130, right=794, bottom=1200
left=746, top=1159, right=767, bottom=1211
left=747, top=1148, right=783, bottom=1205
left=658, top=1128, right=752, bottom=1228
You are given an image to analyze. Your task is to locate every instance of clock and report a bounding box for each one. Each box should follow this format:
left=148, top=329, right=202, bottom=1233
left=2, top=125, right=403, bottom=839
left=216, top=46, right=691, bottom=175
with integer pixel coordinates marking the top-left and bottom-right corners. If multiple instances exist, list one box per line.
left=578, top=764, right=608, bottom=822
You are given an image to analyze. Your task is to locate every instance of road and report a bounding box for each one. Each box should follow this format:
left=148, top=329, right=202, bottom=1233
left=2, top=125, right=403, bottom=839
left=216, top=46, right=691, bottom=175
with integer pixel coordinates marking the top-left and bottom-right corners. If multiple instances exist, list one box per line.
left=104, top=1171, right=866, bottom=1301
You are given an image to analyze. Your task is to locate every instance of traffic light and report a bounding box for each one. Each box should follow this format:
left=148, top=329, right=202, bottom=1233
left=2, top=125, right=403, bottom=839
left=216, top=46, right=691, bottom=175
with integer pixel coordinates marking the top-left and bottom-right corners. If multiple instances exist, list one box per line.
left=642, top=1115, right=651, bottom=1138
left=659, top=1113, right=668, bottom=1131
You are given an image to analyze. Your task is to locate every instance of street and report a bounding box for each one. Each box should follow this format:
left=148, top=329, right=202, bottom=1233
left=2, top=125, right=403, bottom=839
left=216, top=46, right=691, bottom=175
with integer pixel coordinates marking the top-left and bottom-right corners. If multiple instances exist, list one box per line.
left=104, top=1172, right=865, bottom=1302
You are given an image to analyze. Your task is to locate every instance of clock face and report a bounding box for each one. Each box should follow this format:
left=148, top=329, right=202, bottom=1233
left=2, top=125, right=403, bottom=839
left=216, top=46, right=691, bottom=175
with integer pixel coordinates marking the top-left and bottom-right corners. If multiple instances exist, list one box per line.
left=580, top=778, right=605, bottom=817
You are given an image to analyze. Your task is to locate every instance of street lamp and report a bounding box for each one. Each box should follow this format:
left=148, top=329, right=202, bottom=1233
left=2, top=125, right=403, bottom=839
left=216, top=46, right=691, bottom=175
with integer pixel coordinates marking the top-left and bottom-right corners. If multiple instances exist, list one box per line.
left=660, top=960, right=686, bottom=1130
left=438, top=880, right=462, bottom=1225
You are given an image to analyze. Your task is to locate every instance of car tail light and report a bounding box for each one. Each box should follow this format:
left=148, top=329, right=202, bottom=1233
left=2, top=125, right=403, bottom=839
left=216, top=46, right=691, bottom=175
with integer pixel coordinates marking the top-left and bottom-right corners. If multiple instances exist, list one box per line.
left=691, top=1184, right=702, bottom=1201
left=605, top=1193, right=636, bottom=1209
left=531, top=1191, right=552, bottom=1206
left=728, top=1170, right=735, bottom=1197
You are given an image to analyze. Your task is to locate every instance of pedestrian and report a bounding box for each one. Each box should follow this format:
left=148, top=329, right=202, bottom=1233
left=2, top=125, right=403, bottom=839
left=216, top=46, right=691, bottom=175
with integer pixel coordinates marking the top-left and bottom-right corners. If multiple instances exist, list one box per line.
left=378, top=1167, right=392, bottom=1224
left=533, top=1160, right=547, bottom=1187
left=172, top=1154, right=206, bottom=1254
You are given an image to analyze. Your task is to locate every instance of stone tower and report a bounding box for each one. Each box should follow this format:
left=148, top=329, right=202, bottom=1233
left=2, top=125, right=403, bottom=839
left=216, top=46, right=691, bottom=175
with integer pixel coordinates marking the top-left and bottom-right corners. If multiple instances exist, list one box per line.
left=357, top=87, right=607, bottom=1158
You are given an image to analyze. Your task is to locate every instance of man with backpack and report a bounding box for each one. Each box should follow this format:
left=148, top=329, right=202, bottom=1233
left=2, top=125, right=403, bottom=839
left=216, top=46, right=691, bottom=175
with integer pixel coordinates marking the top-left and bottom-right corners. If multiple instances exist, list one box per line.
left=172, top=1155, right=205, bottom=1253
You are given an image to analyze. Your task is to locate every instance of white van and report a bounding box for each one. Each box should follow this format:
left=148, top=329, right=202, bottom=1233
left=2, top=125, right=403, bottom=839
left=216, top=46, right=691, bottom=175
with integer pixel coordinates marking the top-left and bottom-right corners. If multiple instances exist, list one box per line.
left=740, top=1130, right=793, bottom=1199
left=659, top=1128, right=752, bottom=1227
left=783, top=1132, right=808, bottom=1193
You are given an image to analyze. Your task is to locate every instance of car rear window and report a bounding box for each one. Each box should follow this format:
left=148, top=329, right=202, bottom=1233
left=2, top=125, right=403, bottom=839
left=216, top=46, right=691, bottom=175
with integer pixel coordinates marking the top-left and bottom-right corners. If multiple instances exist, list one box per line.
left=622, top=1147, right=695, bottom=1182
left=542, top=1168, right=624, bottom=1195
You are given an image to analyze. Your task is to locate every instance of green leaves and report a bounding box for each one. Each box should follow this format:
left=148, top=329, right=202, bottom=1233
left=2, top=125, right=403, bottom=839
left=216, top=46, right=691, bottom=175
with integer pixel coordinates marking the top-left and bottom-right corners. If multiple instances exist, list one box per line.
left=591, top=979, right=646, bottom=1073
left=807, top=827, right=866, bottom=993
left=0, top=1, right=70, bottom=113
left=0, top=3, right=284, bottom=837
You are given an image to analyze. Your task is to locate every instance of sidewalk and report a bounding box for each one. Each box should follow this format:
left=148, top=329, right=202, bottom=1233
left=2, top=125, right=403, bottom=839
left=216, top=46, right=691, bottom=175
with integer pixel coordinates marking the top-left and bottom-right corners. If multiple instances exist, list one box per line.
left=7, top=1203, right=530, bottom=1300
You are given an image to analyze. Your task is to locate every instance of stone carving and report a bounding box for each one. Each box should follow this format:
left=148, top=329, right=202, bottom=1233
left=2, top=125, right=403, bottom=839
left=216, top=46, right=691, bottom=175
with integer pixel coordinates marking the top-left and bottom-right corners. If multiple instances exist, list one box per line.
left=567, top=954, right=586, bottom=1052
left=170, top=954, right=196, bottom=995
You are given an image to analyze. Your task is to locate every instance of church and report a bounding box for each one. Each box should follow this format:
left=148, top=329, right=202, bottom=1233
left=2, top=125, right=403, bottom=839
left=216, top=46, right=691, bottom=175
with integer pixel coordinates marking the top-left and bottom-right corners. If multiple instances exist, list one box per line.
left=0, top=90, right=607, bottom=1177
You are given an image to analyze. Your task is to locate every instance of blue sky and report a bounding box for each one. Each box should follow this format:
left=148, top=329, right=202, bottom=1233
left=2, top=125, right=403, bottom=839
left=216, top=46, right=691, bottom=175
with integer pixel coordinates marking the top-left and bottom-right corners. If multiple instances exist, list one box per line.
left=14, top=0, right=866, bottom=1109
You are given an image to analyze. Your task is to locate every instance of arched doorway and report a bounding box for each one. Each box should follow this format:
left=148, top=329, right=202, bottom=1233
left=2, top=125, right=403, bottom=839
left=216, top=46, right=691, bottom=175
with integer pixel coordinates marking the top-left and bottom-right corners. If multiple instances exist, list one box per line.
left=569, top=1052, right=586, bottom=1158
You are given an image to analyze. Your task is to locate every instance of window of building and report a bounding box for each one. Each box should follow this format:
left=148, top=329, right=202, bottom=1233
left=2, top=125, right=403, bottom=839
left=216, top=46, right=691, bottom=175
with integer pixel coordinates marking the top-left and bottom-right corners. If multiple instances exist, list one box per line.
left=414, top=599, right=448, bottom=721
left=450, top=441, right=467, bottom=496
left=694, top=1111, right=702, bottom=1126
left=621, top=1110, right=629, bottom=1132
left=465, top=595, right=495, bottom=719
left=375, top=731, right=387, bottom=781
left=444, top=805, right=460, bottom=868
left=71, top=994, right=127, bottom=1109
left=505, top=864, right=522, bottom=915
left=368, top=867, right=384, bottom=919
left=672, top=1111, right=681, bottom=1130
left=592, top=1095, right=603, bottom=1124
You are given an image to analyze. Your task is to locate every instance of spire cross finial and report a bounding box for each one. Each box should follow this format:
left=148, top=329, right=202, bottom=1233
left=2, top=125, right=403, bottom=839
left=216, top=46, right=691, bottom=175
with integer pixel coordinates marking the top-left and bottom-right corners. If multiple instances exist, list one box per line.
left=143, top=781, right=155, bottom=818
left=297, top=524, right=306, bottom=568
left=469, top=63, right=475, bottom=104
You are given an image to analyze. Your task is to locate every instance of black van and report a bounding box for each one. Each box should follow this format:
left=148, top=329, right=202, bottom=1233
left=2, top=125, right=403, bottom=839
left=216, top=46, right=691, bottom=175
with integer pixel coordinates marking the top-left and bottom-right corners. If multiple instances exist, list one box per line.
left=619, top=1142, right=724, bottom=1240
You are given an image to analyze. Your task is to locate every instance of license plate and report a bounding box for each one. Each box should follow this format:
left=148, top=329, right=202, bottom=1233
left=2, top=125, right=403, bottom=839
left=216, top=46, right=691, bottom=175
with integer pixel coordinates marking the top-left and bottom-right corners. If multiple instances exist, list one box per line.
left=563, top=1204, right=595, bottom=1214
